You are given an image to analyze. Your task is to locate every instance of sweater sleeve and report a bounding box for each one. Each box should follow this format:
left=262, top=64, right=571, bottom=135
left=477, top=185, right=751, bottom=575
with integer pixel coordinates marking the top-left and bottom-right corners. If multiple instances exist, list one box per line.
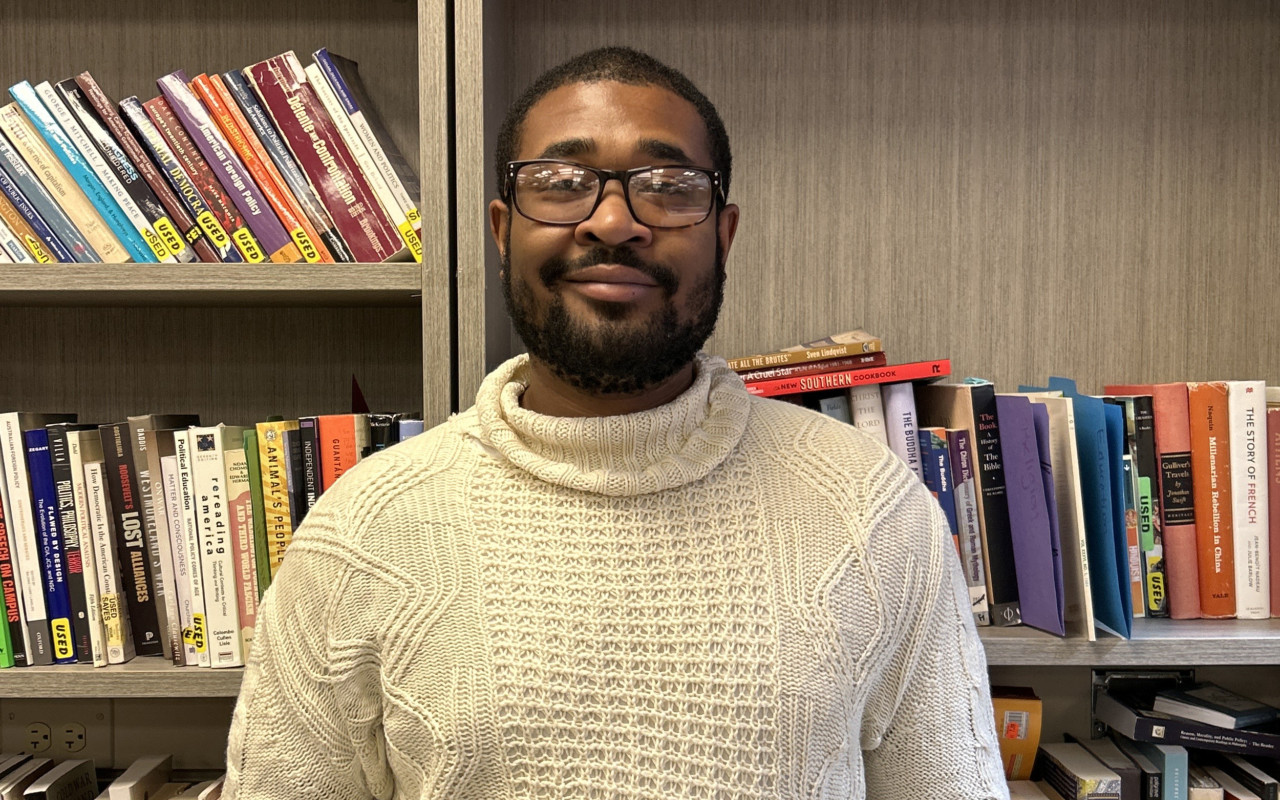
left=222, top=491, right=392, bottom=800
left=860, top=481, right=1010, bottom=800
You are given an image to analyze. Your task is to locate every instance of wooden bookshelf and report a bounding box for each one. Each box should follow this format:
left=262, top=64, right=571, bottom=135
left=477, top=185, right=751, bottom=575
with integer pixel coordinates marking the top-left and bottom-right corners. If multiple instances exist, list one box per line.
left=981, top=619, right=1280, bottom=667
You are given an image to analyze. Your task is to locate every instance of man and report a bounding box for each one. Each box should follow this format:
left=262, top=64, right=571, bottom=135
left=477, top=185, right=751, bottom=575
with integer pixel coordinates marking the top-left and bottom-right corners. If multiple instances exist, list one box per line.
left=225, top=47, right=1008, bottom=800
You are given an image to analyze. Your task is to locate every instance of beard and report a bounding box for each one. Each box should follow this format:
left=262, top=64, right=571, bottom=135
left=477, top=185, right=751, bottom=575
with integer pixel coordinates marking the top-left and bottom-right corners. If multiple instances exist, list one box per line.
left=501, top=236, right=725, bottom=396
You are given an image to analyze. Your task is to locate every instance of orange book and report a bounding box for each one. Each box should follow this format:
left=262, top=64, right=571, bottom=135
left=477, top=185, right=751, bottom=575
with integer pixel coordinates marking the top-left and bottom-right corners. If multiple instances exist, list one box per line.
left=190, top=73, right=330, bottom=263
left=1187, top=381, right=1236, bottom=618
left=1105, top=382, right=1203, bottom=618
left=316, top=414, right=370, bottom=492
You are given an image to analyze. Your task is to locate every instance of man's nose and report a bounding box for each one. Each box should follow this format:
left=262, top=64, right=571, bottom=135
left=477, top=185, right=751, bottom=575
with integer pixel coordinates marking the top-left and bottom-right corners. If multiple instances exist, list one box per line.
left=575, top=180, right=653, bottom=248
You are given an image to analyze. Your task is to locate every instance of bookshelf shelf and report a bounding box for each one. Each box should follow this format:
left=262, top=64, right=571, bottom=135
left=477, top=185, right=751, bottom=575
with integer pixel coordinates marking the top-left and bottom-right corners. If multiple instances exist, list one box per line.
left=0, top=264, right=423, bottom=307
left=0, top=661, right=243, bottom=698
left=980, top=618, right=1280, bottom=667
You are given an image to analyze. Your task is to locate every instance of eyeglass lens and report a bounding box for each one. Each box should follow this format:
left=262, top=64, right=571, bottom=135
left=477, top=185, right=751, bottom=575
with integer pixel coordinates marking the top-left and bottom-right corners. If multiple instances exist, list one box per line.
left=513, top=162, right=713, bottom=227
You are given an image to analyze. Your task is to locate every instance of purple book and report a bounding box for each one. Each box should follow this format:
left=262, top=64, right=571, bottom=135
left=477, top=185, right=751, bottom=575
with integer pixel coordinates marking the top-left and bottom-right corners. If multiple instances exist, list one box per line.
left=1030, top=403, right=1066, bottom=632
left=995, top=395, right=1066, bottom=636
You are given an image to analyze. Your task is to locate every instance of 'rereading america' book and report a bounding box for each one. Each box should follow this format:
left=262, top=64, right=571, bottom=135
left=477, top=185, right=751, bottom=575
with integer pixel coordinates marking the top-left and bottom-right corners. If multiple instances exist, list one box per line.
left=157, top=71, right=303, bottom=263
left=244, top=51, right=409, bottom=262
left=52, top=78, right=197, bottom=263
left=73, top=71, right=218, bottom=263
left=143, top=95, right=263, bottom=263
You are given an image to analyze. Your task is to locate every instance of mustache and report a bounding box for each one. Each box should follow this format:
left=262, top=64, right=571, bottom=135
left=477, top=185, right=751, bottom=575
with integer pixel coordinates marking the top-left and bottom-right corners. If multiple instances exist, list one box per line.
left=539, top=246, right=679, bottom=294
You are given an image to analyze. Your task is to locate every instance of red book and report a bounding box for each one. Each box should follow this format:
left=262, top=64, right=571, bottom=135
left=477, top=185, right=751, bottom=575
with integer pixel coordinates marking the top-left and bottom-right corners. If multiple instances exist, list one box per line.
left=1106, top=382, right=1203, bottom=619
left=745, top=358, right=949, bottom=398
left=243, top=51, right=408, bottom=263
left=738, top=351, right=887, bottom=383
left=1187, top=381, right=1235, bottom=618
left=316, top=414, right=370, bottom=492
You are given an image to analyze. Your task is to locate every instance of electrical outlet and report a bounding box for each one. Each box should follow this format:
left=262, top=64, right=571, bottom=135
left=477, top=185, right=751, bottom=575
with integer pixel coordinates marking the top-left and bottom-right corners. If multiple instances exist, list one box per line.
left=0, top=699, right=113, bottom=764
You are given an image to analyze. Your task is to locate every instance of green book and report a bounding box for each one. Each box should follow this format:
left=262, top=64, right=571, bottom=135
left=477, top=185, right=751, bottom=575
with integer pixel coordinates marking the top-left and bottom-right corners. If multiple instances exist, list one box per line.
left=243, top=429, right=272, bottom=600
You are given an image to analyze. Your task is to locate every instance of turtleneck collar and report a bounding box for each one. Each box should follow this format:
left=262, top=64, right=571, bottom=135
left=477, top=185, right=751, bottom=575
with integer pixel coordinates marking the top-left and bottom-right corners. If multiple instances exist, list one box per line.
left=472, top=352, right=751, bottom=496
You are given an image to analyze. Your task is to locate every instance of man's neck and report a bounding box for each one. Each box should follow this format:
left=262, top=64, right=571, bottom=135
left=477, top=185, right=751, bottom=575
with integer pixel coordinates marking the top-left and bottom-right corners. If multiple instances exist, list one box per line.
left=519, top=358, right=697, bottom=418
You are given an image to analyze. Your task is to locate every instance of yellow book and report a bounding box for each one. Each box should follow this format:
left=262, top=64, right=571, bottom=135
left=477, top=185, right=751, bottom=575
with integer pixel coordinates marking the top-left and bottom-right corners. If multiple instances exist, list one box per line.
left=255, top=419, right=300, bottom=578
left=0, top=103, right=129, bottom=262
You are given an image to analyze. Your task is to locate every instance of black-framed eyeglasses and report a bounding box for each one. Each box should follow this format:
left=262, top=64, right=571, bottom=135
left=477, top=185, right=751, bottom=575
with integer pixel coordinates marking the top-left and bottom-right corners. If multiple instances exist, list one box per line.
left=504, top=159, right=726, bottom=229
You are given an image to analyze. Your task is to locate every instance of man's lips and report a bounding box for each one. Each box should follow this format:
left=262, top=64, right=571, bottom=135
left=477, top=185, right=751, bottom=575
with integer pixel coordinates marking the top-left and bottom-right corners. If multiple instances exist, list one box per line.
left=558, top=264, right=661, bottom=303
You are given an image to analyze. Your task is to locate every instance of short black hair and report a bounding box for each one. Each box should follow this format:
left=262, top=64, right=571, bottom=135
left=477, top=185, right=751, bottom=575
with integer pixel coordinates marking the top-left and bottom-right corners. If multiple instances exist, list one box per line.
left=495, top=46, right=732, bottom=201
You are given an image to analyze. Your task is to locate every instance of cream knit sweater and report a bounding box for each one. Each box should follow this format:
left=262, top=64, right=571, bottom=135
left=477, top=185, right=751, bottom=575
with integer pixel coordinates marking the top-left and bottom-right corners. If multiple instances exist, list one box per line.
left=225, top=353, right=1008, bottom=800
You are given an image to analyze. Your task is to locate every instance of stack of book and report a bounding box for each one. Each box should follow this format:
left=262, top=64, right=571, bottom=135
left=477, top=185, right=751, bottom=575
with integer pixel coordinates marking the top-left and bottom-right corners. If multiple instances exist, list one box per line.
left=0, top=410, right=422, bottom=671
left=0, top=753, right=224, bottom=799
left=726, top=336, right=1280, bottom=637
left=0, top=49, right=421, bottom=266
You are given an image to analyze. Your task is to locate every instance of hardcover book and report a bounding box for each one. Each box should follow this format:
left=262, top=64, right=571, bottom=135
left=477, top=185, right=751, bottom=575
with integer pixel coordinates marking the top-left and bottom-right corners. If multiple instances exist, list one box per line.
left=1188, top=381, right=1236, bottom=618
left=1154, top=683, right=1280, bottom=730
left=745, top=357, right=950, bottom=398
left=726, top=329, right=884, bottom=372
left=316, top=414, right=369, bottom=492
left=1225, top=381, right=1269, bottom=619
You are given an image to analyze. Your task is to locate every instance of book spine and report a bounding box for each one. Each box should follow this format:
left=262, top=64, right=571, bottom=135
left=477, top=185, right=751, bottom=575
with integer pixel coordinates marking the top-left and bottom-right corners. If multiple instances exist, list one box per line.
left=1150, top=383, right=1203, bottom=619
left=129, top=421, right=181, bottom=663
left=98, top=422, right=163, bottom=656
left=244, top=52, right=406, bottom=262
left=1271, top=404, right=1280, bottom=618
left=1131, top=395, right=1169, bottom=617
left=283, top=428, right=306, bottom=528
left=193, top=74, right=327, bottom=263
left=727, top=336, right=886, bottom=372
left=0, top=127, right=96, bottom=261
left=739, top=352, right=888, bottom=383
left=48, top=79, right=194, bottom=263
left=190, top=429, right=243, bottom=668
left=8, top=82, right=148, bottom=262
left=317, top=50, right=421, bottom=228
left=256, top=420, right=298, bottom=578
left=971, top=385, right=1021, bottom=626
left=157, top=72, right=301, bottom=263
left=159, top=453, right=197, bottom=666
left=0, top=487, right=23, bottom=667
left=0, top=215, right=34, bottom=262
left=1227, top=381, right=1269, bottom=619
left=24, top=428, right=77, bottom=663
left=846, top=384, right=888, bottom=445
left=1121, top=455, right=1145, bottom=619
left=1, top=414, right=53, bottom=664
left=1188, top=381, right=1236, bottom=618
left=73, top=72, right=217, bottom=262
left=0, top=101, right=126, bottom=262
left=224, top=446, right=258, bottom=660
left=298, top=417, right=321, bottom=516
left=0, top=182, right=59, bottom=262
left=745, top=359, right=949, bottom=398
left=84, top=460, right=134, bottom=663
left=242, top=429, right=272, bottom=600
left=46, top=427, right=92, bottom=663
left=174, top=430, right=209, bottom=667
left=948, top=427, right=990, bottom=626
left=65, top=432, right=107, bottom=667
left=306, top=57, right=421, bottom=258
left=221, top=69, right=351, bottom=262
left=117, top=96, right=236, bottom=263
left=316, top=415, right=356, bottom=496
left=142, top=95, right=259, bottom=262
left=28, top=81, right=170, bottom=263
left=881, top=383, right=923, bottom=481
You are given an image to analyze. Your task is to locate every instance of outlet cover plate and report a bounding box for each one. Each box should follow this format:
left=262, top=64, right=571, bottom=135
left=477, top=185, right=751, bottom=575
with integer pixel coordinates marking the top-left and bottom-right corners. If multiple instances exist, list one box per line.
left=0, top=699, right=113, bottom=765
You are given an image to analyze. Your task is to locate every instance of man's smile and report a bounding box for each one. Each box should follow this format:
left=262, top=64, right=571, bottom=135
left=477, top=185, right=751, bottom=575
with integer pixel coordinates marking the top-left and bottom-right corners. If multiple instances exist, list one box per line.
left=558, top=264, right=663, bottom=303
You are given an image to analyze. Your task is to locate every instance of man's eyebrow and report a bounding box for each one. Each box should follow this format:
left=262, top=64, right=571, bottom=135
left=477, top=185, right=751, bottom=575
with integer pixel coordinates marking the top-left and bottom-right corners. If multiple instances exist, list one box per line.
left=537, top=138, right=594, bottom=159
left=637, top=139, right=692, bottom=163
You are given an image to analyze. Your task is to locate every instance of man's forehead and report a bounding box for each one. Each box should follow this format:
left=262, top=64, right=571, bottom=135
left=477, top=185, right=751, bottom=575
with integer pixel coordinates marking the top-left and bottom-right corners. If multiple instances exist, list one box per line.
left=518, top=80, right=713, bottom=166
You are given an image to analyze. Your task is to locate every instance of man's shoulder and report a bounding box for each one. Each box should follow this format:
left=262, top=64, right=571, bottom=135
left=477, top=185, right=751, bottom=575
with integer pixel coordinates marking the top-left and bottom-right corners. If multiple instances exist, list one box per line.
left=743, top=393, right=890, bottom=461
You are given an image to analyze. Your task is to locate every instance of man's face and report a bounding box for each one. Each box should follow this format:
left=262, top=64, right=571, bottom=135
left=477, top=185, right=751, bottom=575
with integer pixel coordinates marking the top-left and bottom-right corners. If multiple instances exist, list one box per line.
left=490, top=80, right=739, bottom=395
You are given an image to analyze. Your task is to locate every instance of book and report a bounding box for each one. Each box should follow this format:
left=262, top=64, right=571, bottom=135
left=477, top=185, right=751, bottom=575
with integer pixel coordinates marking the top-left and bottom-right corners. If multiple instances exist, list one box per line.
left=190, top=73, right=327, bottom=263
left=847, top=383, right=888, bottom=445
left=243, top=51, right=409, bottom=262
left=0, top=215, right=34, bottom=263
left=107, top=755, right=170, bottom=800
left=1066, top=733, right=1141, bottom=800
left=83, top=460, right=135, bottom=664
left=738, top=351, right=887, bottom=383
left=316, top=414, right=368, bottom=492
left=0, top=125, right=98, bottom=261
left=61, top=428, right=109, bottom=666
left=157, top=437, right=198, bottom=667
left=222, top=438, right=258, bottom=660
left=241, top=429, right=271, bottom=601
left=255, top=420, right=299, bottom=579
left=23, top=758, right=96, bottom=800
left=947, top=427, right=990, bottom=625
left=0, top=483, right=22, bottom=667
left=297, top=417, right=321, bottom=516
left=219, top=69, right=352, bottom=262
left=1189, top=763, right=1226, bottom=800
left=1270, top=387, right=1280, bottom=618
left=918, top=427, right=958, bottom=538
left=726, top=329, right=884, bottom=372
left=1204, top=765, right=1264, bottom=800
left=1188, top=381, right=1236, bottom=618
left=1035, top=742, right=1123, bottom=800
left=746, top=357, right=950, bottom=399
left=0, top=759, right=52, bottom=800
left=45, top=422, right=100, bottom=663
left=0, top=171, right=64, bottom=262
left=51, top=78, right=196, bottom=263
left=882, top=382, right=923, bottom=480
left=810, top=391, right=851, bottom=424
left=1097, top=689, right=1280, bottom=758
left=1109, top=733, right=1163, bottom=800
left=1105, top=393, right=1168, bottom=617
left=1153, top=683, right=1280, bottom=729
left=0, top=98, right=129, bottom=262
left=993, top=685, right=1043, bottom=780
left=1205, top=754, right=1279, bottom=800
left=157, top=72, right=303, bottom=263
left=304, top=60, right=422, bottom=260
left=173, top=430, right=209, bottom=667
left=1225, top=381, right=1269, bottom=619
left=72, top=72, right=218, bottom=263
left=189, top=425, right=245, bottom=668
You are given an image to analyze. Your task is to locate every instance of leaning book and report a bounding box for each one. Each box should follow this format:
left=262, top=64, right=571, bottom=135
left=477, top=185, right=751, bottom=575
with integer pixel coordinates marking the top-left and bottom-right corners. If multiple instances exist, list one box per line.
left=1096, top=690, right=1280, bottom=757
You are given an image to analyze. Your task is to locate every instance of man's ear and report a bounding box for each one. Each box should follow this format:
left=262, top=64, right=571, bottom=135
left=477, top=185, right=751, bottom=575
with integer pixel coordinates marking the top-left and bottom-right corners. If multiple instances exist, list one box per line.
left=489, top=198, right=510, bottom=259
left=717, top=203, right=740, bottom=262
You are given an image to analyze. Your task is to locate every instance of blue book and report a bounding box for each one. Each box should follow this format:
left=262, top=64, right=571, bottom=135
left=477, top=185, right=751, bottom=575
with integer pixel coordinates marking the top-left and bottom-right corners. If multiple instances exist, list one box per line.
left=0, top=161, right=72, bottom=261
left=397, top=418, right=424, bottom=440
left=0, top=130, right=97, bottom=261
left=918, top=428, right=958, bottom=537
left=22, top=427, right=78, bottom=664
left=9, top=81, right=153, bottom=263
left=1131, top=739, right=1187, bottom=800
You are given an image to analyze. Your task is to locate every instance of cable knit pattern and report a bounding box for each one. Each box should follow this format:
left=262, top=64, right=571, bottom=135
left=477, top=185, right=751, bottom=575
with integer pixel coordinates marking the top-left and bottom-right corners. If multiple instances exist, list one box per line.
left=224, top=353, right=1009, bottom=800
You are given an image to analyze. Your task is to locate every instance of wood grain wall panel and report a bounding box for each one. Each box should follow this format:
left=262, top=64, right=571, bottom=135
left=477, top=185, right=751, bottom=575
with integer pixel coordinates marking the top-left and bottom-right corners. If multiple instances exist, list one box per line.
left=419, top=0, right=452, bottom=425
left=461, top=0, right=1278, bottom=397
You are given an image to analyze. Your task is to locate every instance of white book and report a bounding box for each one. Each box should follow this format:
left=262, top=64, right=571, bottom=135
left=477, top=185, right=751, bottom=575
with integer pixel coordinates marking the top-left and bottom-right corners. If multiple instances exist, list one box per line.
left=32, top=81, right=174, bottom=264
left=0, top=217, right=32, bottom=263
left=881, top=382, right=923, bottom=480
left=107, top=755, right=170, bottom=800
left=23, top=758, right=96, bottom=800
left=174, top=431, right=209, bottom=668
left=189, top=425, right=244, bottom=668
left=1227, top=380, right=1269, bottom=619
left=1204, top=766, right=1261, bottom=800
left=66, top=430, right=108, bottom=667
left=0, top=758, right=52, bottom=800
left=84, top=460, right=135, bottom=664
left=160, top=452, right=197, bottom=666
left=1023, top=393, right=1097, bottom=641
left=303, top=62, right=421, bottom=260
left=847, top=383, right=888, bottom=445
left=1007, top=781, right=1055, bottom=800
left=946, top=427, right=990, bottom=626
